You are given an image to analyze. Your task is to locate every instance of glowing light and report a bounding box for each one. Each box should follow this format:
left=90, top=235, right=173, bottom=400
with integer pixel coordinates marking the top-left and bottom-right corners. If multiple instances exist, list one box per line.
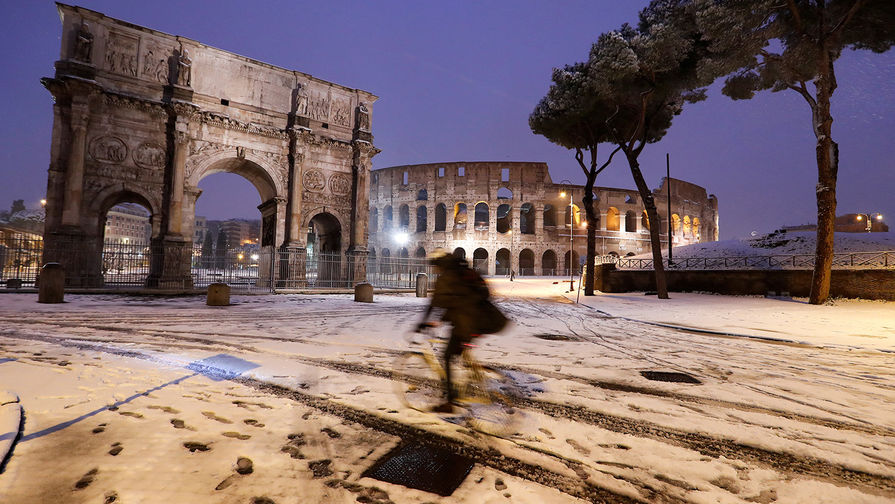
left=857, top=215, right=864, bottom=221
left=40, top=199, right=47, bottom=207
left=877, top=214, right=884, bottom=221
left=393, top=231, right=409, bottom=245
left=560, top=191, right=566, bottom=198
left=250, top=254, right=259, bottom=261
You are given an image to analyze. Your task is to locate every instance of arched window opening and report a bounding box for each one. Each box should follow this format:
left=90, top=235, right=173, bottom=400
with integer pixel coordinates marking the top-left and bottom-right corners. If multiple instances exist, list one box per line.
left=399, top=247, right=409, bottom=258
left=453, top=247, right=466, bottom=260
left=399, top=204, right=410, bottom=229
left=520, top=203, right=535, bottom=234
left=435, top=203, right=447, bottom=231
left=693, top=217, right=700, bottom=239
left=683, top=215, right=691, bottom=236
left=519, top=249, right=535, bottom=276
left=379, top=248, right=390, bottom=274
left=384, top=205, right=393, bottom=230
left=417, top=189, right=428, bottom=201
left=625, top=194, right=635, bottom=204
left=606, top=207, right=620, bottom=231
left=625, top=210, right=637, bottom=232
left=415, top=246, right=426, bottom=258
left=370, top=207, right=379, bottom=232
left=543, top=204, right=556, bottom=227
left=564, top=204, right=581, bottom=227
left=625, top=252, right=636, bottom=257
left=641, top=210, right=649, bottom=230
left=474, top=202, right=489, bottom=230
left=473, top=248, right=488, bottom=274
left=542, top=250, right=557, bottom=275
left=496, top=204, right=511, bottom=233
left=672, top=214, right=681, bottom=234
left=497, top=187, right=512, bottom=200
left=495, top=248, right=511, bottom=275
left=564, top=250, right=581, bottom=275
left=453, top=203, right=467, bottom=229
left=416, top=205, right=427, bottom=233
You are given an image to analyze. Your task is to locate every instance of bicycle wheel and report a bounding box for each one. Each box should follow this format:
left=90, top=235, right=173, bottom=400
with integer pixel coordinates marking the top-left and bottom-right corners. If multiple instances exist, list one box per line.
left=458, top=364, right=520, bottom=436
left=392, top=351, right=445, bottom=412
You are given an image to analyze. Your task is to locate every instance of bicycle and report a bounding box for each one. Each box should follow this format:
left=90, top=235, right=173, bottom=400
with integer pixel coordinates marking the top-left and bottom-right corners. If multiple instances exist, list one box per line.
left=392, top=326, right=520, bottom=436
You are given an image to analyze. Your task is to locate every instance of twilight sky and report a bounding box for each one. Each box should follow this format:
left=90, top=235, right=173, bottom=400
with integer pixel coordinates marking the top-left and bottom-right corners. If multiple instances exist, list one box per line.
left=1, top=1, right=893, bottom=239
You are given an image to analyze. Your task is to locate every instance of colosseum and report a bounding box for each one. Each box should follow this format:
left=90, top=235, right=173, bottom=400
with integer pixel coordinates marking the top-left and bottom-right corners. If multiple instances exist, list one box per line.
left=368, top=162, right=719, bottom=276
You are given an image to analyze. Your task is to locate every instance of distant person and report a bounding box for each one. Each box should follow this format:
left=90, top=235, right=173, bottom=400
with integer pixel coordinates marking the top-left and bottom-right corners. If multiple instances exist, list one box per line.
left=416, top=251, right=507, bottom=412
left=510, top=270, right=515, bottom=282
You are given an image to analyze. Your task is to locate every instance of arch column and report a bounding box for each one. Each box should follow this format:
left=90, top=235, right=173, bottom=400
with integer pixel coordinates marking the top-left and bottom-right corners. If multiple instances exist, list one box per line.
left=535, top=203, right=544, bottom=235
left=278, top=130, right=309, bottom=289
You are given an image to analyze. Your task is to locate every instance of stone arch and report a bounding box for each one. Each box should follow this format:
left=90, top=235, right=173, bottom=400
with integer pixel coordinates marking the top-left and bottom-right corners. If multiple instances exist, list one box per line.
left=370, top=207, right=379, bottom=232
left=474, top=202, right=489, bottom=230
left=416, top=205, right=427, bottom=233
left=520, top=203, right=535, bottom=234
left=543, top=204, right=556, bottom=227
left=434, top=203, right=447, bottom=231
left=453, top=247, right=466, bottom=260
left=542, top=249, right=557, bottom=275
left=606, top=207, right=620, bottom=231
left=564, top=250, right=580, bottom=274
left=472, top=247, right=488, bottom=274
left=399, top=204, right=410, bottom=229
left=519, top=248, right=534, bottom=275
left=399, top=247, right=409, bottom=258
left=302, top=207, right=350, bottom=253
left=89, top=183, right=161, bottom=239
left=693, top=217, right=700, bottom=239
left=383, top=205, right=393, bottom=229
left=453, top=203, right=467, bottom=229
left=188, top=151, right=282, bottom=202
left=417, top=189, right=428, bottom=200
left=306, top=211, right=343, bottom=286
left=415, top=246, right=426, bottom=258
left=380, top=247, right=390, bottom=274
left=564, top=204, right=581, bottom=228
left=672, top=213, right=681, bottom=234
left=683, top=215, right=691, bottom=236
left=641, top=210, right=649, bottom=230
left=497, top=204, right=511, bottom=233
left=495, top=248, right=511, bottom=275
left=625, top=210, right=637, bottom=232
left=497, top=187, right=513, bottom=200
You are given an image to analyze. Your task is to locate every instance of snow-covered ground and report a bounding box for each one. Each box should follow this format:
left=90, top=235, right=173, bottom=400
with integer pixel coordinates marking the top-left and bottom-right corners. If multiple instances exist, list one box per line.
left=631, top=230, right=895, bottom=264
left=1, top=283, right=893, bottom=503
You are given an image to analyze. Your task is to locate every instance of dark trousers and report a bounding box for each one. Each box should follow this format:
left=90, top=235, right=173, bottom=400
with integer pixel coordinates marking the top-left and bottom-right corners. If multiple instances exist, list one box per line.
left=443, top=323, right=472, bottom=403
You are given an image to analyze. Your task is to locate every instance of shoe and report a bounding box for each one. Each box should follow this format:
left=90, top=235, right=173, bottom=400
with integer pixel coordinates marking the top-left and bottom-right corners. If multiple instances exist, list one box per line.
left=430, top=402, right=455, bottom=413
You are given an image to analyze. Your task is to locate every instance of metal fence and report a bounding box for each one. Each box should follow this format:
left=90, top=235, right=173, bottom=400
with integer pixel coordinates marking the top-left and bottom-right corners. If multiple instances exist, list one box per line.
left=600, top=250, right=895, bottom=270
left=2, top=241, right=437, bottom=292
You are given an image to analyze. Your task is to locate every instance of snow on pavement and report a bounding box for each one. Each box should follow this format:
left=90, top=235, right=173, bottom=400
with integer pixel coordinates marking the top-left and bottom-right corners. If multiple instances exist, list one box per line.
left=0, top=288, right=893, bottom=503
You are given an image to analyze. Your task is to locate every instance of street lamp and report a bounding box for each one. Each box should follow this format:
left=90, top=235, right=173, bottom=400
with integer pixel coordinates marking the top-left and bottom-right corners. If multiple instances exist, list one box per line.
left=559, top=180, right=575, bottom=292
left=855, top=213, right=883, bottom=233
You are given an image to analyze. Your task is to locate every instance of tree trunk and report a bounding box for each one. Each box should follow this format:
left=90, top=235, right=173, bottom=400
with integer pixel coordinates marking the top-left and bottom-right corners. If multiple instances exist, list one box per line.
left=809, top=47, right=838, bottom=305
left=626, top=152, right=668, bottom=298
left=582, top=184, right=597, bottom=296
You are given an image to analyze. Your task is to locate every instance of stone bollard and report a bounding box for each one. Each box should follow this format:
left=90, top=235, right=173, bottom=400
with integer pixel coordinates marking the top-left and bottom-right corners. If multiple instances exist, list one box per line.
left=207, top=282, right=230, bottom=306
left=354, top=282, right=373, bottom=303
left=415, top=273, right=428, bottom=298
left=38, top=263, right=65, bottom=303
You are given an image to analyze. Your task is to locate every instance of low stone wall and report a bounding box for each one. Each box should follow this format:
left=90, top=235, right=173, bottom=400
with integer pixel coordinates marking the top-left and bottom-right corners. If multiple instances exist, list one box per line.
left=594, top=264, right=895, bottom=300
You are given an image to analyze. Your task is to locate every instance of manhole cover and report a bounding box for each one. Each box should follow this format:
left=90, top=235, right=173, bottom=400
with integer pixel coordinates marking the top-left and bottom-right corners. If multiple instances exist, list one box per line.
left=534, top=333, right=576, bottom=341
left=362, top=442, right=474, bottom=496
left=640, top=371, right=701, bottom=384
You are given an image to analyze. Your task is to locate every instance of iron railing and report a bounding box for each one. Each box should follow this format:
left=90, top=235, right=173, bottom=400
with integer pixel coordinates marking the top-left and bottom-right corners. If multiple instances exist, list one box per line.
left=600, top=250, right=895, bottom=270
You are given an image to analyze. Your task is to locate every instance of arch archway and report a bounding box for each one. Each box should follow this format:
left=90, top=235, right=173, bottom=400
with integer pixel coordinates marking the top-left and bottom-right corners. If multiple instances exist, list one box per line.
left=307, top=212, right=343, bottom=287
left=519, top=248, right=534, bottom=276
left=564, top=250, right=580, bottom=275
left=543, top=204, right=556, bottom=227
left=435, top=203, right=447, bottom=231
left=370, top=208, right=379, bottom=232
left=683, top=215, right=692, bottom=236
left=520, top=203, right=535, bottom=234
left=641, top=210, right=650, bottom=230
left=98, top=199, right=154, bottom=287
left=473, top=247, right=489, bottom=274
left=625, top=210, right=637, bottom=233
left=453, top=247, right=466, bottom=260
left=606, top=207, right=620, bottom=231
left=497, top=204, right=511, bottom=233
left=474, top=202, right=489, bottom=230
left=542, top=250, right=557, bottom=275
left=415, top=246, right=426, bottom=258
left=399, top=204, right=410, bottom=229
left=453, top=203, right=467, bottom=230
left=416, top=205, right=427, bottom=233
left=495, top=248, right=511, bottom=275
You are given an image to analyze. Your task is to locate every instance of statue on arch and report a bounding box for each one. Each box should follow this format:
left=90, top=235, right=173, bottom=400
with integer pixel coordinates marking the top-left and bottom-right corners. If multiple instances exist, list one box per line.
left=73, top=21, right=94, bottom=63
left=355, top=102, right=370, bottom=132
left=176, top=46, right=192, bottom=87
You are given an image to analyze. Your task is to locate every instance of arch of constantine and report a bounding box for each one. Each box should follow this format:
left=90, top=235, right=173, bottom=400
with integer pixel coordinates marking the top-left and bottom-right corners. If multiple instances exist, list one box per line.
left=41, top=4, right=378, bottom=288
left=368, top=162, right=719, bottom=276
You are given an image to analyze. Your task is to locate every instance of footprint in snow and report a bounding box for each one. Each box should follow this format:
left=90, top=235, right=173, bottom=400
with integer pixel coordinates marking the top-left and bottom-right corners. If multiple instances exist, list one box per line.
left=108, top=442, right=123, bottom=456
left=74, top=468, right=99, bottom=490
left=202, top=411, right=232, bottom=424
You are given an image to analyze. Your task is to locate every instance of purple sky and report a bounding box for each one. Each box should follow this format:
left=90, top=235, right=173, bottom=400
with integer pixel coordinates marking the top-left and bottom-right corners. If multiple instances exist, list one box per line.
left=2, top=1, right=893, bottom=239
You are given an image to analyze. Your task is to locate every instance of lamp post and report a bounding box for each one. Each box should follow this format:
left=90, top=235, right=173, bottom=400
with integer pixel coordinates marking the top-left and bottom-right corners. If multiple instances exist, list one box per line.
left=559, top=180, right=575, bottom=292
left=855, top=213, right=883, bottom=233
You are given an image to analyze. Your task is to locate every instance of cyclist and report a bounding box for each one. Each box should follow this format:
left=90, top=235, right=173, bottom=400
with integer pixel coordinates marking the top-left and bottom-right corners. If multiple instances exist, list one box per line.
left=416, top=251, right=507, bottom=413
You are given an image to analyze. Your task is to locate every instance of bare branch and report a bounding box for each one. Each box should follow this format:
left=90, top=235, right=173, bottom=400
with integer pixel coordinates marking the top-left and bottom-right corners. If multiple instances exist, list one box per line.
left=574, top=148, right=589, bottom=177
left=785, top=0, right=803, bottom=33
left=787, top=81, right=817, bottom=109
left=828, top=0, right=865, bottom=41
left=595, top=145, right=622, bottom=177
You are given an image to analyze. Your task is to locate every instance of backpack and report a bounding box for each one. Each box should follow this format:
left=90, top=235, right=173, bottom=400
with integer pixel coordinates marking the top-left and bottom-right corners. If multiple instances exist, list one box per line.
left=461, top=266, right=508, bottom=335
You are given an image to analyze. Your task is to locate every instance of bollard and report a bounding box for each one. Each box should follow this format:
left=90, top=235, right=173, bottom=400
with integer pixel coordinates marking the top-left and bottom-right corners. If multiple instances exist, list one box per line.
left=354, top=282, right=373, bottom=303
left=207, top=282, right=230, bottom=306
left=37, top=263, right=65, bottom=303
left=415, top=273, right=428, bottom=298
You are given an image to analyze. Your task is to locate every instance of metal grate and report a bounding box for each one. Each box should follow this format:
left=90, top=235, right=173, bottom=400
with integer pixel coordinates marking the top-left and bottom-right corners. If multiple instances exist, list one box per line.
left=362, top=442, right=474, bottom=496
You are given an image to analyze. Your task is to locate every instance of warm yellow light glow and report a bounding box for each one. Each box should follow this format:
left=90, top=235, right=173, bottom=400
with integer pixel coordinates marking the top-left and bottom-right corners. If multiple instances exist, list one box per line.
left=237, top=253, right=244, bottom=260
left=857, top=215, right=864, bottom=221
left=877, top=214, right=884, bottom=221
left=40, top=199, right=47, bottom=206
left=560, top=191, right=566, bottom=198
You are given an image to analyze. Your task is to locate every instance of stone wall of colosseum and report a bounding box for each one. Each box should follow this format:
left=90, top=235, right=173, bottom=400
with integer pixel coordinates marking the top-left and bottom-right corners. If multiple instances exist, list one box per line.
left=368, top=162, right=718, bottom=276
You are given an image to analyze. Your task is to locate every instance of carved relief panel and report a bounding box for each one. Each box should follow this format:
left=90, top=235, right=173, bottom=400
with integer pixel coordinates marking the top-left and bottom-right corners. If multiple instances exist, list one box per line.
left=89, top=136, right=128, bottom=163
left=140, top=39, right=172, bottom=84
left=105, top=31, right=139, bottom=77
left=330, top=95, right=351, bottom=128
